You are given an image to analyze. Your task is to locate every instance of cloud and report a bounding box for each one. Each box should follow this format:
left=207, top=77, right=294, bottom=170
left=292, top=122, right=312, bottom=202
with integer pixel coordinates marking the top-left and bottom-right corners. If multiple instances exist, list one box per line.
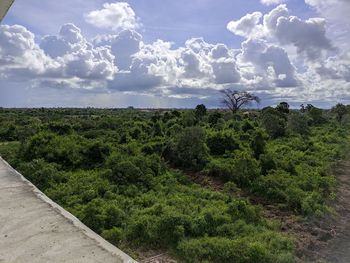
left=85, top=2, right=140, bottom=32
left=314, top=52, right=350, bottom=82
left=1, top=1, right=349, bottom=108
left=41, top=23, right=117, bottom=80
left=227, top=4, right=334, bottom=60
left=274, top=16, right=333, bottom=60
left=94, top=29, right=142, bottom=70
left=260, top=0, right=285, bottom=6
left=40, top=23, right=86, bottom=58
left=263, top=4, right=289, bottom=32
left=238, top=38, right=298, bottom=87
left=227, top=12, right=263, bottom=38
left=305, top=0, right=350, bottom=22
left=0, top=24, right=58, bottom=77
left=0, top=23, right=117, bottom=91
left=305, top=0, right=350, bottom=50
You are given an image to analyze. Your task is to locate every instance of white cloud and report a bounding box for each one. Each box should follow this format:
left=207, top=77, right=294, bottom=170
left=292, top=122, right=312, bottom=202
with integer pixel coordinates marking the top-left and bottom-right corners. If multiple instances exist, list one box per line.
left=0, top=25, right=58, bottom=77
left=0, top=23, right=117, bottom=91
left=263, top=4, right=289, bottom=32
left=85, top=2, right=140, bottom=32
left=305, top=0, right=350, bottom=23
left=1, top=1, right=350, bottom=107
left=40, top=23, right=86, bottom=58
left=227, top=12, right=264, bottom=38
left=305, top=0, right=350, bottom=51
left=228, top=4, right=334, bottom=61
left=238, top=38, right=298, bottom=88
left=41, top=23, right=117, bottom=81
left=94, top=29, right=142, bottom=70
left=274, top=16, right=333, bottom=60
left=260, top=0, right=285, bottom=6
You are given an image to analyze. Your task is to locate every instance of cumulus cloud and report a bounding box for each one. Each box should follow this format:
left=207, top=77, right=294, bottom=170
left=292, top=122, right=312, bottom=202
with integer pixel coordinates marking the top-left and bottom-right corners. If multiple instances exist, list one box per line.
left=94, top=29, right=142, bottom=70
left=260, top=0, right=285, bottom=6
left=0, top=24, right=58, bottom=77
left=305, top=0, right=350, bottom=23
left=0, top=23, right=117, bottom=91
left=1, top=1, right=349, bottom=107
left=227, top=4, right=334, bottom=60
left=238, top=38, right=298, bottom=87
left=227, top=12, right=264, bottom=38
left=85, top=2, right=140, bottom=32
left=40, top=23, right=86, bottom=58
left=41, top=23, right=117, bottom=80
left=313, top=51, right=350, bottom=82
left=274, top=16, right=333, bottom=60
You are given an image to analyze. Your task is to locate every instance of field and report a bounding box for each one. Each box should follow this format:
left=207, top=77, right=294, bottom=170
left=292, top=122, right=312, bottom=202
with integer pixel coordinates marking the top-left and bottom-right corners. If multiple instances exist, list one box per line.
left=0, top=104, right=349, bottom=262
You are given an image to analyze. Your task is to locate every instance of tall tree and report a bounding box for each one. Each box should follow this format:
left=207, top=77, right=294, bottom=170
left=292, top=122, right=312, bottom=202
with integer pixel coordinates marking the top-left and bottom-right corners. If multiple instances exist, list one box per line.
left=333, top=103, right=347, bottom=123
left=195, top=104, right=207, bottom=120
left=220, top=89, right=260, bottom=114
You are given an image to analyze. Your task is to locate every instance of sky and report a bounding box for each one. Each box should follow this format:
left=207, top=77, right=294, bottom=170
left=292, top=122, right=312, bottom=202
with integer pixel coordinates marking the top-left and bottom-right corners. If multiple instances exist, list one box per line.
left=0, top=0, right=349, bottom=108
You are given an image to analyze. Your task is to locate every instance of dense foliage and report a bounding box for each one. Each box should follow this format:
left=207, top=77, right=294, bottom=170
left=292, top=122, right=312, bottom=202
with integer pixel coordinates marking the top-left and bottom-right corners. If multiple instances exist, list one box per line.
left=1, top=104, right=349, bottom=262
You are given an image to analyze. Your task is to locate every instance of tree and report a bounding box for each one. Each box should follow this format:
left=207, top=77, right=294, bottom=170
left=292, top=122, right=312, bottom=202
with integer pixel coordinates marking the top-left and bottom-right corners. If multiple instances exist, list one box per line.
left=206, top=131, right=240, bottom=155
left=332, top=103, right=347, bottom=123
left=276, top=102, right=290, bottom=114
left=220, top=89, right=260, bottom=114
left=250, top=131, right=266, bottom=159
left=306, top=104, right=325, bottom=125
left=261, top=107, right=286, bottom=138
left=287, top=112, right=310, bottom=136
left=174, top=126, right=208, bottom=170
left=208, top=111, right=223, bottom=126
left=195, top=104, right=207, bottom=120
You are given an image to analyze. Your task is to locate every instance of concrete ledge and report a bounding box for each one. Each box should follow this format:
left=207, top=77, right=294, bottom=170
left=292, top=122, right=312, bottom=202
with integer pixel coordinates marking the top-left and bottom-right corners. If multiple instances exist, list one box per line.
left=0, top=157, right=137, bottom=263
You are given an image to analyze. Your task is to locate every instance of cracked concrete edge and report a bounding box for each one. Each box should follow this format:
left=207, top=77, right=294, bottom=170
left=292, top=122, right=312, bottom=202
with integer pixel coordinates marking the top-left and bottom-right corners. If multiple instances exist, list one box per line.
left=0, top=156, right=138, bottom=263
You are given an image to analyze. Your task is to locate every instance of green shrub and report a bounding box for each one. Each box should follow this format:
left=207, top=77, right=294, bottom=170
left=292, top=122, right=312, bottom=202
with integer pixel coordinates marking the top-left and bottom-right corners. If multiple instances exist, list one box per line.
left=173, top=126, right=209, bottom=170
left=206, top=131, right=239, bottom=155
left=102, top=227, right=123, bottom=244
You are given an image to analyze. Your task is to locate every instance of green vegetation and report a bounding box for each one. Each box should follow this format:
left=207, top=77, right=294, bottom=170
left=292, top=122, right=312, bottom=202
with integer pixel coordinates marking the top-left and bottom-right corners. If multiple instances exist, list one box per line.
left=0, top=104, right=349, bottom=262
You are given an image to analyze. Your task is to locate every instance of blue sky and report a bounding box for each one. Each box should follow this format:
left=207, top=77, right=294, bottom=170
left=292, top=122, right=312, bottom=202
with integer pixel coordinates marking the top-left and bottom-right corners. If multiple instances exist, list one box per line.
left=0, top=0, right=349, bottom=108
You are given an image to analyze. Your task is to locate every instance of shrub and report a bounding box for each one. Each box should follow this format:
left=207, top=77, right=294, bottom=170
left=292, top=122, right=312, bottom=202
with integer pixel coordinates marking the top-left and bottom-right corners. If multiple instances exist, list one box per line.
left=287, top=113, right=310, bottom=136
left=102, top=227, right=123, bottom=245
left=261, top=109, right=286, bottom=138
left=174, top=126, right=209, bottom=170
left=17, top=159, right=60, bottom=190
left=232, top=152, right=261, bottom=187
left=206, top=159, right=234, bottom=182
left=177, top=237, right=275, bottom=263
left=81, top=199, right=106, bottom=233
left=206, top=131, right=239, bottom=155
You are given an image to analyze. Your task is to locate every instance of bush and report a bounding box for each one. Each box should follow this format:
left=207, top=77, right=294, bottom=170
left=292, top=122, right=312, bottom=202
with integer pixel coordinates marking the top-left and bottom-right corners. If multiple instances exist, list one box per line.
left=261, top=109, right=286, bottom=138
left=206, top=159, right=234, bottom=181
left=206, top=131, right=239, bottom=155
left=287, top=113, right=310, bottom=136
left=81, top=199, right=106, bottom=233
left=102, top=227, right=123, bottom=245
left=177, top=236, right=289, bottom=263
left=17, top=159, right=60, bottom=190
left=232, top=152, right=261, bottom=187
left=174, top=126, right=209, bottom=170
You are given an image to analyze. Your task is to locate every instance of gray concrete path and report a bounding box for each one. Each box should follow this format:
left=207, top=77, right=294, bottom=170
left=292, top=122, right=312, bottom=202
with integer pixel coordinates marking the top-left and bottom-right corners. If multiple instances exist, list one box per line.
left=0, top=157, right=137, bottom=263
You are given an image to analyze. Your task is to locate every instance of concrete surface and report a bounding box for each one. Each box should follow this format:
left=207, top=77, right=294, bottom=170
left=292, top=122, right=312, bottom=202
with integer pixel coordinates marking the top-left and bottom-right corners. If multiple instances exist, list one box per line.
left=0, top=0, right=14, bottom=22
left=0, top=157, right=137, bottom=263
